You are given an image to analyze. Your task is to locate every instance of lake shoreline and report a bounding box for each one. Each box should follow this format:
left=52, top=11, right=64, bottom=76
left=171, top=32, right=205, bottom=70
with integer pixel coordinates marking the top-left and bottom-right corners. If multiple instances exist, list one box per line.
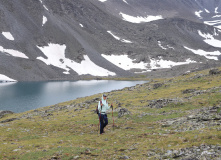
left=0, top=76, right=150, bottom=83
left=0, top=80, right=148, bottom=113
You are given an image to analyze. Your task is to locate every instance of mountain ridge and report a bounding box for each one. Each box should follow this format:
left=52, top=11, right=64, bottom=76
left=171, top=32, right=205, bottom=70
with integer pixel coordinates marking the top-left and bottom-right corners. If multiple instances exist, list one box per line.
left=0, top=0, right=221, bottom=81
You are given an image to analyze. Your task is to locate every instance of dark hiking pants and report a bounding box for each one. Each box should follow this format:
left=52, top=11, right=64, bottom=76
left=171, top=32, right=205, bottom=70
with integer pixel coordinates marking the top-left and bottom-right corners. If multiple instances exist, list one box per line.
left=99, top=114, right=108, bottom=134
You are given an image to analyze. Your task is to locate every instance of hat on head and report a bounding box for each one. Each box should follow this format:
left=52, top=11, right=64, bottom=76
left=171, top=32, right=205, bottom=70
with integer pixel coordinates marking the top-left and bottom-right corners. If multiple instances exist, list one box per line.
left=103, top=94, right=107, bottom=97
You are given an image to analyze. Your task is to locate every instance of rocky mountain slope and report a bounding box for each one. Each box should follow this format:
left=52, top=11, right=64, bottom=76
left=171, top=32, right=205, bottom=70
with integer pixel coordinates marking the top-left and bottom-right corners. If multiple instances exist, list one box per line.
left=0, top=67, right=221, bottom=159
left=0, top=0, right=221, bottom=81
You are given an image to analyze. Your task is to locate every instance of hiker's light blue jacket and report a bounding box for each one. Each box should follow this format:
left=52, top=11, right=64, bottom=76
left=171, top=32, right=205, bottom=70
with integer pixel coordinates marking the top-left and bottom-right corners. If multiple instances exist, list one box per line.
left=98, top=95, right=110, bottom=114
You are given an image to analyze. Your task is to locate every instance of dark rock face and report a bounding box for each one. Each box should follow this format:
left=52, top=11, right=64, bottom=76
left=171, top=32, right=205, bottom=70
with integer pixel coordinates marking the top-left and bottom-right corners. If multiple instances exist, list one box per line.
left=0, top=118, right=18, bottom=123
left=209, top=69, right=221, bottom=75
left=0, top=0, right=221, bottom=80
left=0, top=110, right=14, bottom=118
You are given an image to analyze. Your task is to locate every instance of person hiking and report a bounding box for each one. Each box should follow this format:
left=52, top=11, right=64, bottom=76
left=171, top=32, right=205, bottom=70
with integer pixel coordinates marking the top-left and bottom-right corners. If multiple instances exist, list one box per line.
left=98, top=94, right=113, bottom=134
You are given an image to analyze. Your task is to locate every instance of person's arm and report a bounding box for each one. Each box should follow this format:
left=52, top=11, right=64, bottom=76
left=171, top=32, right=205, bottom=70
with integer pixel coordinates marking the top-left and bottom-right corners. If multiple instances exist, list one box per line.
left=110, top=103, right=113, bottom=109
left=107, top=102, right=113, bottom=110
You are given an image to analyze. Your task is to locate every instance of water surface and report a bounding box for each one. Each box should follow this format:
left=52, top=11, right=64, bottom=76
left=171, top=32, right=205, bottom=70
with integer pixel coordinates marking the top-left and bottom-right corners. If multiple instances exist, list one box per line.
left=0, top=80, right=146, bottom=113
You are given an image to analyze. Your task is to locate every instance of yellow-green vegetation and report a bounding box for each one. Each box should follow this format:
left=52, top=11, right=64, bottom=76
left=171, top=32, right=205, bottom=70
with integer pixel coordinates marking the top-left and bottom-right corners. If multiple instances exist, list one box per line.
left=0, top=68, right=221, bottom=159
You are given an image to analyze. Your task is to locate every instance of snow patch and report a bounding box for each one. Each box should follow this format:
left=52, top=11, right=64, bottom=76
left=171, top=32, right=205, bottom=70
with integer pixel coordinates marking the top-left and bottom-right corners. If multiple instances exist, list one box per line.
left=107, top=31, right=120, bottom=40
left=0, top=74, right=17, bottom=82
left=121, top=39, right=132, bottom=43
left=39, top=0, right=49, bottom=11
left=107, top=31, right=132, bottom=43
left=42, top=16, right=47, bottom=26
left=204, top=19, right=221, bottom=29
left=195, top=10, right=203, bottom=19
left=215, top=7, right=219, bottom=13
left=212, top=15, right=221, bottom=18
left=146, top=57, right=196, bottom=71
left=122, top=0, right=128, bottom=4
left=102, top=54, right=196, bottom=72
left=198, top=30, right=214, bottom=39
left=205, top=9, right=210, bottom=13
left=167, top=45, right=175, bottom=50
left=184, top=46, right=221, bottom=60
left=102, top=54, right=147, bottom=70
left=158, top=41, right=167, bottom=50
left=204, top=20, right=221, bottom=25
left=37, top=43, right=115, bottom=76
left=119, top=12, right=163, bottom=23
left=195, top=7, right=221, bottom=29
left=215, top=25, right=221, bottom=30
left=0, top=46, right=29, bottom=59
left=79, top=23, right=84, bottom=27
left=198, top=30, right=221, bottom=48
left=214, top=28, right=219, bottom=36
left=158, top=41, right=174, bottom=50
left=136, top=58, right=196, bottom=73
left=43, top=5, right=49, bottom=11
left=2, top=32, right=14, bottom=41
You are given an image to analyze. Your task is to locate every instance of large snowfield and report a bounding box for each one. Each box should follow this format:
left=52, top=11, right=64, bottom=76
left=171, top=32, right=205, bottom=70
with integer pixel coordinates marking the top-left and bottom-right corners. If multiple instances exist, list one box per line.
left=37, top=43, right=116, bottom=76
left=102, top=54, right=196, bottom=73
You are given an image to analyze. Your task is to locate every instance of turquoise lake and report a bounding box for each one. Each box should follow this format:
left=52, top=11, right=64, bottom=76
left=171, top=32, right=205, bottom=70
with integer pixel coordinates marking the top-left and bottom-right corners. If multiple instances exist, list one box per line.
left=0, top=80, right=146, bottom=113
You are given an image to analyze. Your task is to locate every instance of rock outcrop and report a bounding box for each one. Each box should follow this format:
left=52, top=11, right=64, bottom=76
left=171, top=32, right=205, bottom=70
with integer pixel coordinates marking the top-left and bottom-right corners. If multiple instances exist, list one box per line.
left=0, top=110, right=14, bottom=119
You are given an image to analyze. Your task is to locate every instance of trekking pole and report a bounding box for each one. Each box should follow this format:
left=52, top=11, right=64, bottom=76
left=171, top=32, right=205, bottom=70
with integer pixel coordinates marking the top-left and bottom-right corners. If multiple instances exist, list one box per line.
left=98, top=113, right=101, bottom=134
left=98, top=101, right=102, bottom=135
left=112, top=104, right=114, bottom=131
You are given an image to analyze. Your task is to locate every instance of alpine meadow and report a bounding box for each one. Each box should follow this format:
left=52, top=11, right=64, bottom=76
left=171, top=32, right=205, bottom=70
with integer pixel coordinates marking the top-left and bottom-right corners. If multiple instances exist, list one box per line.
left=1, top=0, right=221, bottom=159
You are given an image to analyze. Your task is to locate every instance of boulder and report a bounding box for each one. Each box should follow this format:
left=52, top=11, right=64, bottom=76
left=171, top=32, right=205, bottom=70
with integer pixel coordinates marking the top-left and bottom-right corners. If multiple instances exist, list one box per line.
left=153, top=83, right=163, bottom=89
left=147, top=98, right=182, bottom=109
left=182, top=89, right=196, bottom=94
left=118, top=108, right=130, bottom=118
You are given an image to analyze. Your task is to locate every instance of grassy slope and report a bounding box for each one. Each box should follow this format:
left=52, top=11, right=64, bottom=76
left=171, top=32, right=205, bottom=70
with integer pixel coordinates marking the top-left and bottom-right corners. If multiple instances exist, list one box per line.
left=0, top=68, right=221, bottom=159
